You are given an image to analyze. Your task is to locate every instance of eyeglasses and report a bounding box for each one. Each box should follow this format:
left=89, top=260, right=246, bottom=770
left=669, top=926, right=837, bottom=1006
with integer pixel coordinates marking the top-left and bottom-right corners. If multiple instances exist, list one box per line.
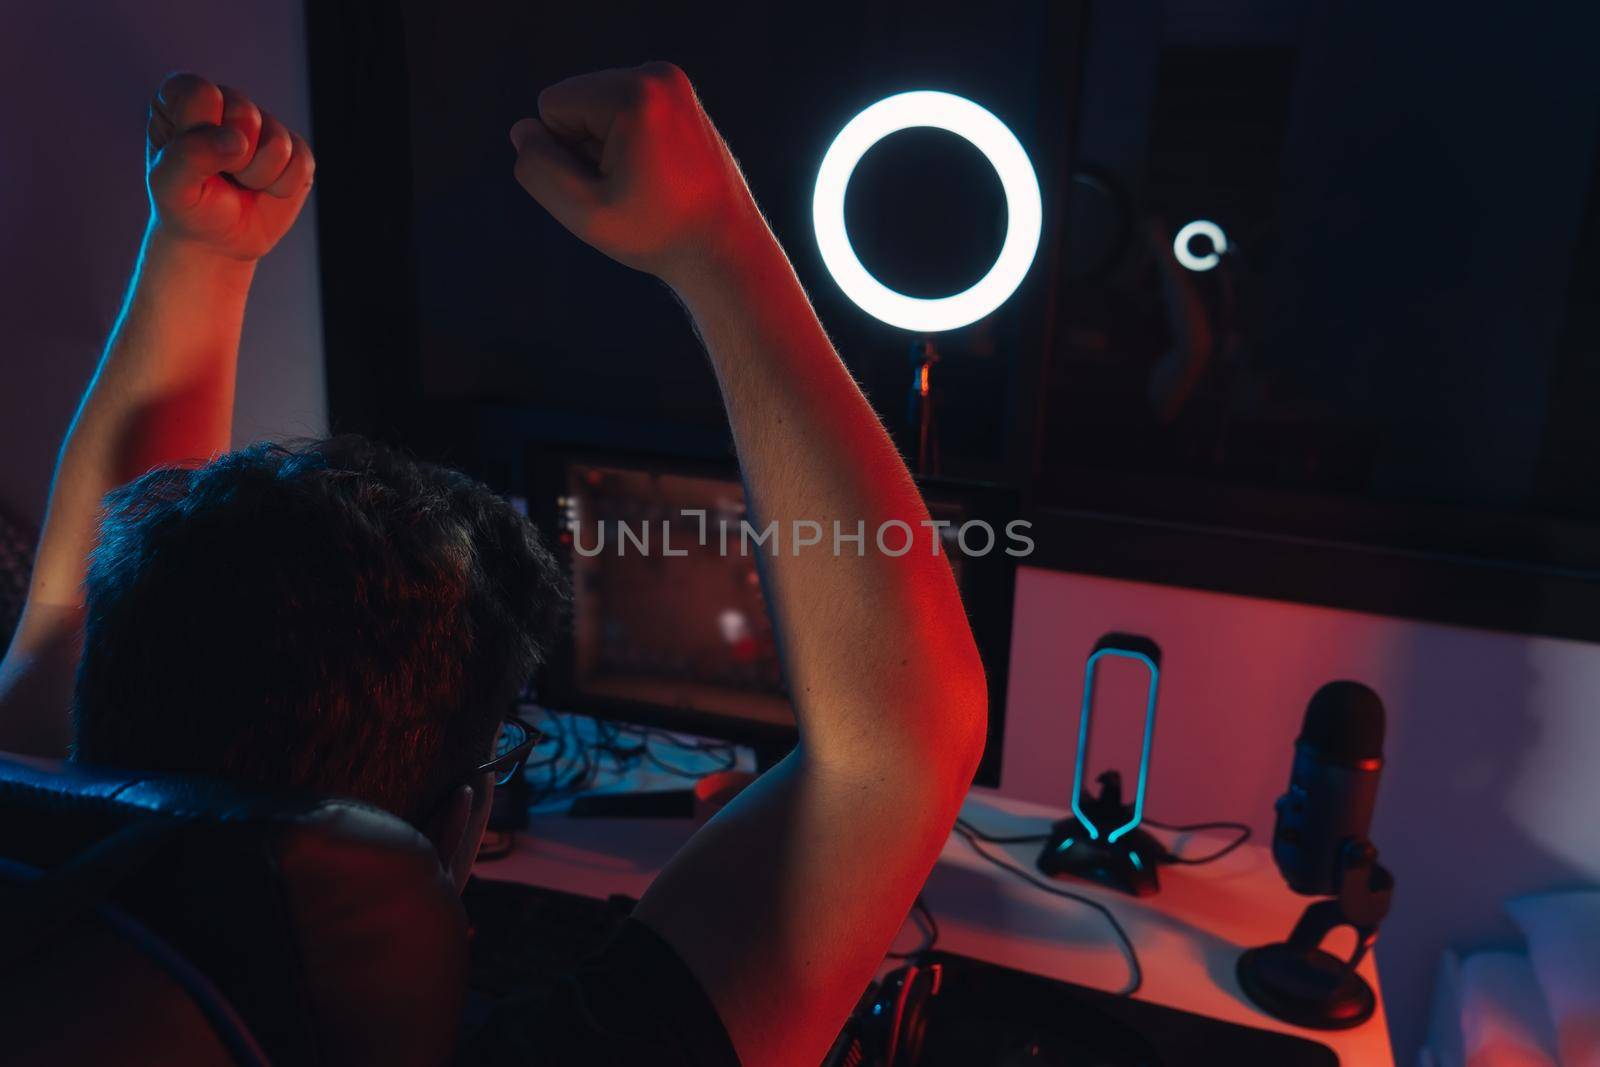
left=417, top=715, right=543, bottom=829
left=475, top=715, right=543, bottom=787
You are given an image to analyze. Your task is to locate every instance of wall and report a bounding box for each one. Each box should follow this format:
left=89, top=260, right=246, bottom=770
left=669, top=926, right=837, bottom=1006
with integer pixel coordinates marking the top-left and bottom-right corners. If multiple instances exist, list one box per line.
left=998, top=566, right=1600, bottom=1062
left=0, top=0, right=325, bottom=533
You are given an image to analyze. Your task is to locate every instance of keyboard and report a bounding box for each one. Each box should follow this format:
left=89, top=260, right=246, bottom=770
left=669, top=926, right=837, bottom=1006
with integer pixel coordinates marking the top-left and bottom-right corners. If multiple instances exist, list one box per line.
left=847, top=950, right=1340, bottom=1066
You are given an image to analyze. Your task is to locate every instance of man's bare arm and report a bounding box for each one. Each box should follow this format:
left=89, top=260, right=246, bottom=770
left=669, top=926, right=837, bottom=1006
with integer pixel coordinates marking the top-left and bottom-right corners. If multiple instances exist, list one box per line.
left=512, top=63, right=987, bottom=1065
left=0, top=74, right=314, bottom=755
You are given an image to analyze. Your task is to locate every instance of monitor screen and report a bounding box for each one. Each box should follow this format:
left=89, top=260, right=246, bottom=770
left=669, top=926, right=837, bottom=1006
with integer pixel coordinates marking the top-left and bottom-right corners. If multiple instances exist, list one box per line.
left=531, top=451, right=1009, bottom=783
left=562, top=463, right=792, bottom=731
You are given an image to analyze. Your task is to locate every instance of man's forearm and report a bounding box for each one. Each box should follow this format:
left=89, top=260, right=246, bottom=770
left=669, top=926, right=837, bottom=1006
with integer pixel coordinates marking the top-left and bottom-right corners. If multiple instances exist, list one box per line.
left=515, top=65, right=991, bottom=1065
left=1, top=75, right=310, bottom=757
left=27, top=225, right=253, bottom=609
left=669, top=217, right=987, bottom=776
left=0, top=226, right=252, bottom=756
left=647, top=215, right=987, bottom=1065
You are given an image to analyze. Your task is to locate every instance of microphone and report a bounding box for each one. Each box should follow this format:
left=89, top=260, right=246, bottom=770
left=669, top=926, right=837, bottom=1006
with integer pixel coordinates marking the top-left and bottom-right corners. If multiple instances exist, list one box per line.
left=1272, top=681, right=1386, bottom=896
left=1237, top=680, right=1395, bottom=1030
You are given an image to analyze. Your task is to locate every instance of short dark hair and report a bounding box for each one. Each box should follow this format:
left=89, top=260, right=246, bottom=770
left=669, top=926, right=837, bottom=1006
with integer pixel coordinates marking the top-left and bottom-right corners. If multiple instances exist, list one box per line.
left=73, top=437, right=566, bottom=823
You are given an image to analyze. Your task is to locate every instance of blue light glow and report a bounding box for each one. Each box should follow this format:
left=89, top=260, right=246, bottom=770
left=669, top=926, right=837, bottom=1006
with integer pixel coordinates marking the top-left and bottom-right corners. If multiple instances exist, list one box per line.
left=1069, top=647, right=1161, bottom=845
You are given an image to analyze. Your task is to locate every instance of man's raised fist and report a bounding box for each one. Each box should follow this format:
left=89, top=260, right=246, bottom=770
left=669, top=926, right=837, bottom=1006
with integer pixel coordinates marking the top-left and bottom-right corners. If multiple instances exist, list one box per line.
left=146, top=73, right=315, bottom=261
left=510, top=63, right=762, bottom=285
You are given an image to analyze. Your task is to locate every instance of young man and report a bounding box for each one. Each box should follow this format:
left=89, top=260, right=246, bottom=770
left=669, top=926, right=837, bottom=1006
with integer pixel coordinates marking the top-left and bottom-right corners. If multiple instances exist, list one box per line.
left=0, top=65, right=986, bottom=1066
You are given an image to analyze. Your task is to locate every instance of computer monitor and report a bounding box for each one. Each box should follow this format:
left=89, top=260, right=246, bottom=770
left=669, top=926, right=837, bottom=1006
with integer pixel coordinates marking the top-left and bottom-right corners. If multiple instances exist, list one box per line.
left=529, top=447, right=1013, bottom=786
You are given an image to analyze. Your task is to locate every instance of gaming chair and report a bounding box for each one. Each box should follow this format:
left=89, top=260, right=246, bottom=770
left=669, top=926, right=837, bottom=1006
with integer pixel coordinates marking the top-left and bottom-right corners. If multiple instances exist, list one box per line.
left=0, top=753, right=469, bottom=1065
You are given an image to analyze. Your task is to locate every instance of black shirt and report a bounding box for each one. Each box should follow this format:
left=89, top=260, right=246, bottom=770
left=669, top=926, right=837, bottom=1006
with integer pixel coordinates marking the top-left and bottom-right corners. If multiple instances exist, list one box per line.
left=460, top=918, right=741, bottom=1066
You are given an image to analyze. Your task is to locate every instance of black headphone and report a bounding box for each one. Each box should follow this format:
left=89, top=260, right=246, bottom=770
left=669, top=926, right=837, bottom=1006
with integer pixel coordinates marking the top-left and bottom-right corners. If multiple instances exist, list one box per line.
left=824, top=958, right=944, bottom=1067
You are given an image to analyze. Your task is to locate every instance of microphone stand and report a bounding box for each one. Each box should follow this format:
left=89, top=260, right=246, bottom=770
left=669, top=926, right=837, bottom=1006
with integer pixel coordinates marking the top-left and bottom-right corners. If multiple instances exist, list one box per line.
left=1237, top=839, right=1394, bottom=1029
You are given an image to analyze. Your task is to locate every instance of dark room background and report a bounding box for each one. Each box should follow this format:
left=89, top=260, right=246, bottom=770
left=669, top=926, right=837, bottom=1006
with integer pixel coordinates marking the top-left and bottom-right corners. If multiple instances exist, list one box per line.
left=4, top=3, right=1600, bottom=1063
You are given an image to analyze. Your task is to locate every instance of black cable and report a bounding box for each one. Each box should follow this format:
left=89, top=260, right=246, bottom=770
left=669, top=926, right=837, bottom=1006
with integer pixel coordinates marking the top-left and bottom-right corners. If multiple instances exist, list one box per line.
left=958, top=822, right=1051, bottom=845
left=522, top=725, right=566, bottom=772
left=952, top=819, right=1142, bottom=997
left=642, top=746, right=710, bottom=780
left=530, top=711, right=600, bottom=803
left=518, top=704, right=575, bottom=805
left=517, top=708, right=746, bottom=803
left=640, top=729, right=738, bottom=778
left=1140, top=816, right=1244, bottom=832
left=655, top=730, right=738, bottom=770
left=1141, top=818, right=1252, bottom=866
left=643, top=728, right=739, bottom=756
left=887, top=894, right=940, bottom=960
left=959, top=814, right=1253, bottom=866
left=591, top=719, right=646, bottom=775
left=915, top=895, right=939, bottom=950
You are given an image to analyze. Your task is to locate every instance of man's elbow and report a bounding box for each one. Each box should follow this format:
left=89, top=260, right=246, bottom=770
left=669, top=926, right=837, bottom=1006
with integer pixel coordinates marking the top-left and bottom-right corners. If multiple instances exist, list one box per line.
left=813, top=635, right=987, bottom=790
left=948, top=659, right=989, bottom=780
left=916, top=645, right=988, bottom=788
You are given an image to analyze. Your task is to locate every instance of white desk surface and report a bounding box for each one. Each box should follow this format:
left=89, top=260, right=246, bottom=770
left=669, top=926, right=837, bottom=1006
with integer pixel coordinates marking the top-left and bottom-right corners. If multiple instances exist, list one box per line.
left=477, top=785, right=1393, bottom=1067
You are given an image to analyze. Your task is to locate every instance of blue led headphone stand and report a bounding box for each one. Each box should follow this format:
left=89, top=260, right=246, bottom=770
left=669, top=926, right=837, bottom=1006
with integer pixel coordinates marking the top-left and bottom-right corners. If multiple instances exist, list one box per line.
left=1037, top=633, right=1164, bottom=897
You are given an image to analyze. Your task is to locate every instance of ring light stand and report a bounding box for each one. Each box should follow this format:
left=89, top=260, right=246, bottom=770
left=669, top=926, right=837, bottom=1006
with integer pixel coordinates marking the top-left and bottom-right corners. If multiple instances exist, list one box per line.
left=909, top=340, right=941, bottom=475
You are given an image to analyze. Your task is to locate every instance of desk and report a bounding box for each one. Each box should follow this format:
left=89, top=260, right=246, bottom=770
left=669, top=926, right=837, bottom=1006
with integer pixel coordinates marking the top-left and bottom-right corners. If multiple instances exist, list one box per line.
left=477, top=786, right=1393, bottom=1066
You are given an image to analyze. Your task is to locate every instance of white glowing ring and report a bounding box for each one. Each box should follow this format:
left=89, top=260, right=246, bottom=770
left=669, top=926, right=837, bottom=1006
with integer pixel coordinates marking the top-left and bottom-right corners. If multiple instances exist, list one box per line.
left=813, top=91, right=1043, bottom=333
left=1173, top=219, right=1228, bottom=272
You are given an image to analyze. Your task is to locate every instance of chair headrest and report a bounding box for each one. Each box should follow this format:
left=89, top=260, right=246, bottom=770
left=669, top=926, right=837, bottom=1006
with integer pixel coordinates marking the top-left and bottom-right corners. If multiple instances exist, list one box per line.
left=0, top=754, right=469, bottom=1066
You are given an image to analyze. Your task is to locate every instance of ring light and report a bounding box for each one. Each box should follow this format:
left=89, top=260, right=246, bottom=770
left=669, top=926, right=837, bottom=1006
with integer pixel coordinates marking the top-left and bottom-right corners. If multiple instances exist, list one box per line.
left=1172, top=219, right=1228, bottom=272
left=812, top=91, right=1042, bottom=333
